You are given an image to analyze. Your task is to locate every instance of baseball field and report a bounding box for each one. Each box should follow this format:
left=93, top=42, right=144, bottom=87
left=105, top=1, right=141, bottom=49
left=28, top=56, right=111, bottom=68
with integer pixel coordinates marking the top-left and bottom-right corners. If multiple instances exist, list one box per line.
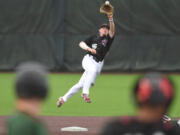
left=0, top=73, right=180, bottom=135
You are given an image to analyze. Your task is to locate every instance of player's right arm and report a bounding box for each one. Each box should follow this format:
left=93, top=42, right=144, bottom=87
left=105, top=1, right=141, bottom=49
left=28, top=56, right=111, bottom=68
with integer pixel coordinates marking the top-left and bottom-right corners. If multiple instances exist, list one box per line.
left=108, top=14, right=115, bottom=38
left=79, top=41, right=96, bottom=54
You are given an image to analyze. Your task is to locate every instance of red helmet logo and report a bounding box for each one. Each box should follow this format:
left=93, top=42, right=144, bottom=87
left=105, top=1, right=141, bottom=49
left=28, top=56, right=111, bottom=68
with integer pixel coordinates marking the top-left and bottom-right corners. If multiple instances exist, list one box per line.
left=159, top=78, right=173, bottom=99
left=137, top=79, right=152, bottom=102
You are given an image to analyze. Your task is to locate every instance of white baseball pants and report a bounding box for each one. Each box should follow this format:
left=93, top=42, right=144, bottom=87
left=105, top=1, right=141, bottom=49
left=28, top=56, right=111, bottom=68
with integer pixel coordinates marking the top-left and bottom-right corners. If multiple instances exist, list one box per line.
left=62, top=54, right=104, bottom=102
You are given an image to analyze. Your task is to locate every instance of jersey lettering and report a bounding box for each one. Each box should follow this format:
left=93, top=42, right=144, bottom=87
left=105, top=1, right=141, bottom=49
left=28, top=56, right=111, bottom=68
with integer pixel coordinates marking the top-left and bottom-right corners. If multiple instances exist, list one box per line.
left=92, top=44, right=97, bottom=49
left=101, top=39, right=108, bottom=47
left=84, top=34, right=114, bottom=61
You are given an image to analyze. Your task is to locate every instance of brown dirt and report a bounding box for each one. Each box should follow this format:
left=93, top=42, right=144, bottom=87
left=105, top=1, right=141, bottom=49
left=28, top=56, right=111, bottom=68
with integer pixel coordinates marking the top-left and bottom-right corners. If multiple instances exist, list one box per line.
left=0, top=116, right=114, bottom=135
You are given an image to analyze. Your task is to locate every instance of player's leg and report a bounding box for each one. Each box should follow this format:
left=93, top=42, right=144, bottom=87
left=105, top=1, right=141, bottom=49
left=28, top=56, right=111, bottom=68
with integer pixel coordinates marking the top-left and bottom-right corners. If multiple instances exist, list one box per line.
left=82, top=70, right=97, bottom=95
left=91, top=60, right=104, bottom=86
left=57, top=55, right=89, bottom=107
left=57, top=71, right=87, bottom=107
left=82, top=60, right=104, bottom=94
left=62, top=71, right=87, bottom=102
left=80, top=55, right=97, bottom=102
left=81, top=55, right=104, bottom=102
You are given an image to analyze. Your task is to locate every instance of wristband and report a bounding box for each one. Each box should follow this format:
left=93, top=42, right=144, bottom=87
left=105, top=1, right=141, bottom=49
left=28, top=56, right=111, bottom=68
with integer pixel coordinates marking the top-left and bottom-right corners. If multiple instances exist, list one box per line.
left=109, top=19, right=114, bottom=22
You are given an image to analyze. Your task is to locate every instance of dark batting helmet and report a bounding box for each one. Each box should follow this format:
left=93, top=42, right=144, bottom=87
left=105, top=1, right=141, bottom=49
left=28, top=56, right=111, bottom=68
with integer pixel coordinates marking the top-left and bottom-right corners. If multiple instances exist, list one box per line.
left=134, top=73, right=174, bottom=108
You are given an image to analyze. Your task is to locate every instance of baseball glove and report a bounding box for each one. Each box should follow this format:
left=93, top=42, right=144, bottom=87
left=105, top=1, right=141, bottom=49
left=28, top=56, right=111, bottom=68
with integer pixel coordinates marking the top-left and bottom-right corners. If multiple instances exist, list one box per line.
left=100, top=1, right=114, bottom=16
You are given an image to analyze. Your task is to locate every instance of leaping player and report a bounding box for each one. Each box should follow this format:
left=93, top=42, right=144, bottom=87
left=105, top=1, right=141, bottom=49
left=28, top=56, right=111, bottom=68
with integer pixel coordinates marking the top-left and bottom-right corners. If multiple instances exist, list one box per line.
left=57, top=12, right=115, bottom=107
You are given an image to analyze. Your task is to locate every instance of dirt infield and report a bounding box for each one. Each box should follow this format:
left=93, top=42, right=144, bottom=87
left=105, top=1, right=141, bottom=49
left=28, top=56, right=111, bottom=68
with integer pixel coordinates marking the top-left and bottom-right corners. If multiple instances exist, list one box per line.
left=0, top=116, right=114, bottom=135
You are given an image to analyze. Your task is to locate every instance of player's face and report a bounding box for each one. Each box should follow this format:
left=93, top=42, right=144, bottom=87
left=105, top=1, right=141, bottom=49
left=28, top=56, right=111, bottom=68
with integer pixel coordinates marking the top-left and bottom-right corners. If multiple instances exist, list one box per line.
left=99, top=27, right=109, bottom=36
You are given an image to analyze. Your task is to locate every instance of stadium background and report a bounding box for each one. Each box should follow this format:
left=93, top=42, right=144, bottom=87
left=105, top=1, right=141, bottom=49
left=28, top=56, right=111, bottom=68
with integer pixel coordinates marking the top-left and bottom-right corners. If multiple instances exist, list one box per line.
left=0, top=0, right=180, bottom=135
left=0, top=0, right=180, bottom=71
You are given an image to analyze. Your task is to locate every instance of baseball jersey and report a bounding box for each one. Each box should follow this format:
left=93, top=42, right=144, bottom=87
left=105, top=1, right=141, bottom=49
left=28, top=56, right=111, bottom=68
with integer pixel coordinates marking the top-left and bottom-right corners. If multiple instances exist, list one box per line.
left=84, top=34, right=114, bottom=62
left=99, top=117, right=180, bottom=135
left=7, top=111, right=49, bottom=135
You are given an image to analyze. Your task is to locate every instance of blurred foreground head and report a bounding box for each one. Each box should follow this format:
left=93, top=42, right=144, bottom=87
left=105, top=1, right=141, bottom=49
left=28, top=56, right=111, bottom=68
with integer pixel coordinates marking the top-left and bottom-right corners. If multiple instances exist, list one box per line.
left=99, top=74, right=178, bottom=135
left=15, top=62, right=48, bottom=100
left=134, top=73, right=174, bottom=113
left=7, top=62, right=49, bottom=135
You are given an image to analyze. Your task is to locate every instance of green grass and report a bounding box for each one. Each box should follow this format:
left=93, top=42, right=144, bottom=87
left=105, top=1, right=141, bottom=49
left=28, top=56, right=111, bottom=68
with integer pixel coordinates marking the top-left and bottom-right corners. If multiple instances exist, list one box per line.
left=0, top=73, right=180, bottom=117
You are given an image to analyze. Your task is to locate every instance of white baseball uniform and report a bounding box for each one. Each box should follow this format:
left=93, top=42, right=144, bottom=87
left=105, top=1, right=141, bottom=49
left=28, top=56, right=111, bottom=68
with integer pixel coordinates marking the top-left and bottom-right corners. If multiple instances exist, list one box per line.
left=62, top=34, right=114, bottom=102
left=62, top=54, right=104, bottom=102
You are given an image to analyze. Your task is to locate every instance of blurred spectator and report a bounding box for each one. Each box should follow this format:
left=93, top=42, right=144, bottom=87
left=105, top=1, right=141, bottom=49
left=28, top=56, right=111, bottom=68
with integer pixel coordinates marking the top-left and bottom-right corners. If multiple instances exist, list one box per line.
left=7, top=62, right=49, bottom=135
left=100, top=73, right=180, bottom=135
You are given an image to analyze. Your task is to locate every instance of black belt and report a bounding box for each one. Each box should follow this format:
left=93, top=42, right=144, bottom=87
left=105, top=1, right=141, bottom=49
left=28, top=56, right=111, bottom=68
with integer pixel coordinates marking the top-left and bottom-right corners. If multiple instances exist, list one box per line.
left=88, top=54, right=102, bottom=62
left=94, top=57, right=103, bottom=62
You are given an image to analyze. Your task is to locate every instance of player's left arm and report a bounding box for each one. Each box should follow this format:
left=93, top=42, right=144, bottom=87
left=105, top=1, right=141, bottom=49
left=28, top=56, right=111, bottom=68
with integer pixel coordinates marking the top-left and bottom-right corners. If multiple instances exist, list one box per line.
left=108, top=14, right=115, bottom=38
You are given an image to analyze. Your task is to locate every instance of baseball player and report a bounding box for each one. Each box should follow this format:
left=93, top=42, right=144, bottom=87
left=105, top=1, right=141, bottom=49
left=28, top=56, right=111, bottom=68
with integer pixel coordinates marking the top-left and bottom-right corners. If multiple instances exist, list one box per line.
left=100, top=73, right=180, bottom=135
left=57, top=13, right=115, bottom=107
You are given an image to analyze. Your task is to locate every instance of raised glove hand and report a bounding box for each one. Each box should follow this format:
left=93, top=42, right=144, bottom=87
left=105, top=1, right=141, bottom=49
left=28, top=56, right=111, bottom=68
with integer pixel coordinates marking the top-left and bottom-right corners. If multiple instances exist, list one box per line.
left=100, top=1, right=114, bottom=16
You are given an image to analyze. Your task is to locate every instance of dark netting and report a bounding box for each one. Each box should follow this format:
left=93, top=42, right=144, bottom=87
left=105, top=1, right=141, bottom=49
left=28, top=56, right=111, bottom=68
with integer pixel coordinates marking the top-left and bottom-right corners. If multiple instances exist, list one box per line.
left=1, top=0, right=180, bottom=71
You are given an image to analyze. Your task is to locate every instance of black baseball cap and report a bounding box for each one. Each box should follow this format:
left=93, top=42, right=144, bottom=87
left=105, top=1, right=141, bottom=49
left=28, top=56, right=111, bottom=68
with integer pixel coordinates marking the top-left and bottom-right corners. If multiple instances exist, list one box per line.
left=15, top=62, right=49, bottom=100
left=99, top=24, right=110, bottom=30
left=133, top=73, right=174, bottom=108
